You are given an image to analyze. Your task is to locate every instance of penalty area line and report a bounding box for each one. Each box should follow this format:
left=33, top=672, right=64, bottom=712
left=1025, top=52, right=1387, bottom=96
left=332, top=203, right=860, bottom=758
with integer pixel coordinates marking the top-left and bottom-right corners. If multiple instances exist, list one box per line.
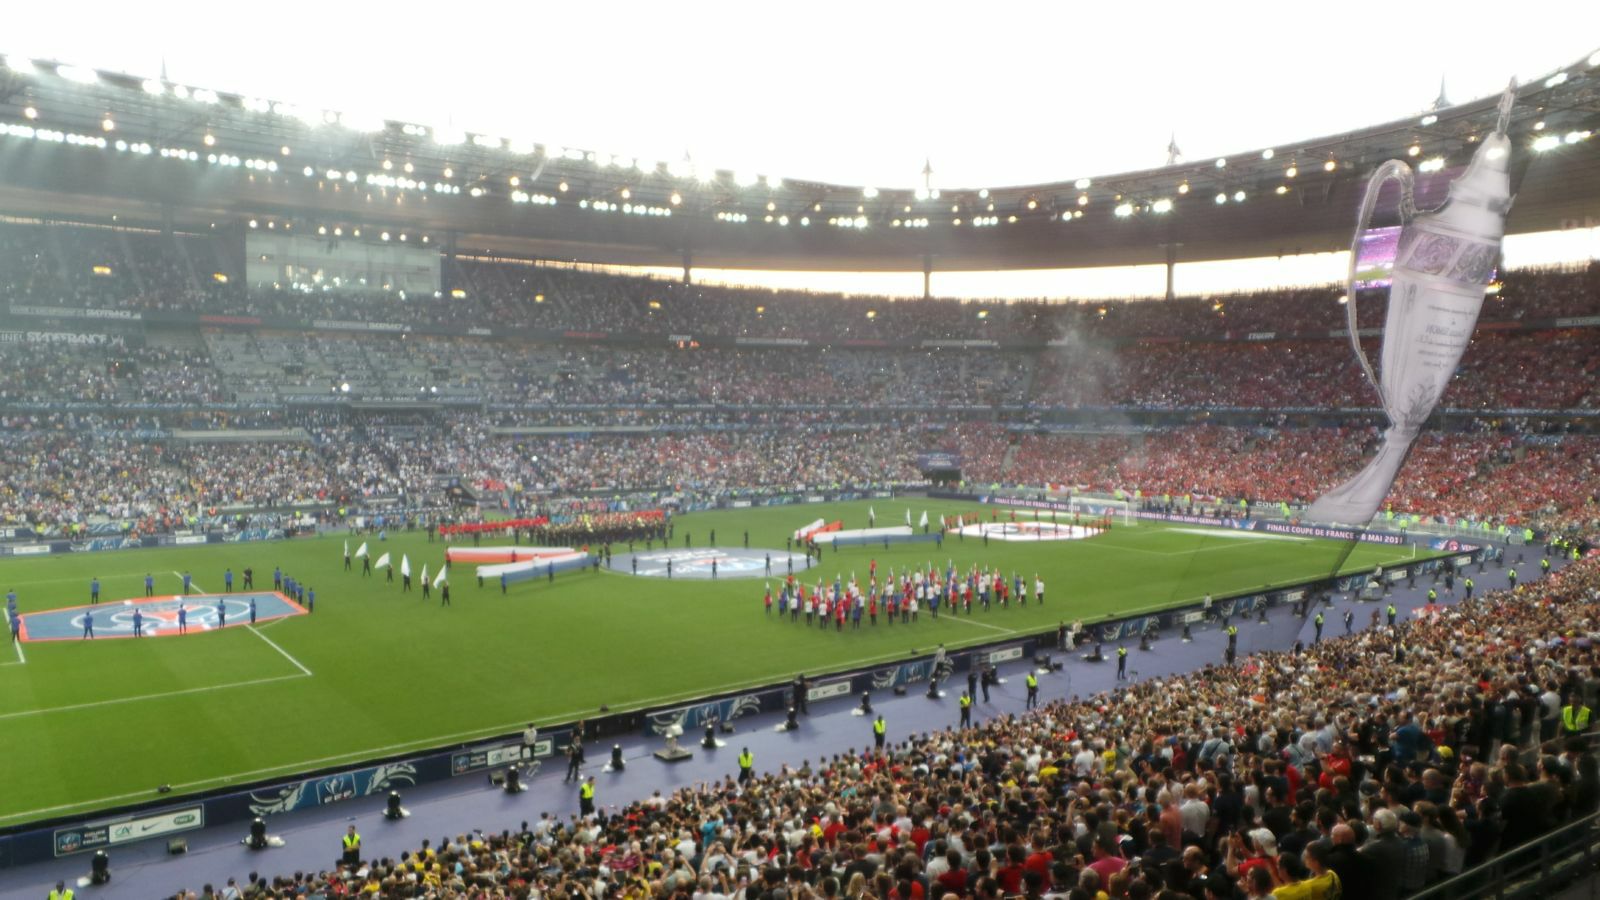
left=248, top=625, right=312, bottom=676
left=0, top=672, right=310, bottom=723
left=0, top=634, right=1016, bottom=825
left=175, top=571, right=312, bottom=677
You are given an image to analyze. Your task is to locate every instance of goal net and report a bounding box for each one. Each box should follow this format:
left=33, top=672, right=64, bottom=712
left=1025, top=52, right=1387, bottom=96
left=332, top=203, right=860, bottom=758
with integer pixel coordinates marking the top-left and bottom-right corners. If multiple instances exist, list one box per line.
left=1066, top=496, right=1136, bottom=529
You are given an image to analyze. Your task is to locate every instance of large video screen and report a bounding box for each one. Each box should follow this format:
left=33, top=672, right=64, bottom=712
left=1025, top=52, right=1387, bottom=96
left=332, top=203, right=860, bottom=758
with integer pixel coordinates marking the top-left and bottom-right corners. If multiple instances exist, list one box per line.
left=1352, top=225, right=1401, bottom=289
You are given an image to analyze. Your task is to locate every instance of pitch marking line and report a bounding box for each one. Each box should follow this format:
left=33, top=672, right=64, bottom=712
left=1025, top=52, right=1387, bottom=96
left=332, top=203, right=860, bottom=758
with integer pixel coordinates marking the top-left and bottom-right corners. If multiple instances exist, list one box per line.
left=175, top=571, right=313, bottom=677
left=0, top=632, right=1020, bottom=824
left=1098, top=538, right=1274, bottom=557
left=937, top=614, right=1015, bottom=634
left=9, top=638, right=23, bottom=665
left=0, top=673, right=310, bottom=723
left=248, top=625, right=312, bottom=676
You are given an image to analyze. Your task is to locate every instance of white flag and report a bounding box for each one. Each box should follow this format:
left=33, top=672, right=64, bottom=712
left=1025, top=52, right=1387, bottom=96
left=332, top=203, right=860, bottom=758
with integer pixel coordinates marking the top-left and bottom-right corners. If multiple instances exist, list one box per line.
left=374, top=552, right=392, bottom=570
left=869, top=506, right=876, bottom=522
left=343, top=539, right=349, bottom=558
left=421, top=564, right=429, bottom=585
left=919, top=511, right=929, bottom=528
left=400, top=555, right=411, bottom=578
left=433, top=564, right=448, bottom=588
left=956, top=515, right=964, bottom=529
left=355, top=542, right=369, bottom=559
left=905, top=508, right=912, bottom=526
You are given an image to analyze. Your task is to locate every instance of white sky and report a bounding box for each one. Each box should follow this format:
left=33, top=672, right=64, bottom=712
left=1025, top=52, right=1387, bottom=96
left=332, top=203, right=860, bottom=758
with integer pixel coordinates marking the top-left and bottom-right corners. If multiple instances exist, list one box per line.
left=7, top=1, right=1599, bottom=190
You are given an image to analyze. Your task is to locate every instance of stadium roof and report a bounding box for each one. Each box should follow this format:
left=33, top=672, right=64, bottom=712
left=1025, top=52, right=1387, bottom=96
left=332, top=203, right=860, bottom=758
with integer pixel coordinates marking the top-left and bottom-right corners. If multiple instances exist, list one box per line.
left=0, top=51, right=1598, bottom=272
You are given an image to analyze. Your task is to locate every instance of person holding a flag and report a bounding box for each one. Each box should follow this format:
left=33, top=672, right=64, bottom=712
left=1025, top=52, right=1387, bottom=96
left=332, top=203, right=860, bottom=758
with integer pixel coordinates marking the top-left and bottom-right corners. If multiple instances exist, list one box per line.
left=400, top=555, right=412, bottom=592
left=421, top=564, right=431, bottom=600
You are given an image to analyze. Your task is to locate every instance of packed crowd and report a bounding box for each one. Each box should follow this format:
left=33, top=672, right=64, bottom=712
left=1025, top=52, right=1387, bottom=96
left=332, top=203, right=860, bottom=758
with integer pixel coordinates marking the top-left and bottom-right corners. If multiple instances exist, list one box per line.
left=4, top=325, right=1593, bottom=415
left=5, top=222, right=1599, bottom=343
left=167, top=555, right=1600, bottom=899
left=998, top=427, right=1599, bottom=531
left=1, top=421, right=1594, bottom=535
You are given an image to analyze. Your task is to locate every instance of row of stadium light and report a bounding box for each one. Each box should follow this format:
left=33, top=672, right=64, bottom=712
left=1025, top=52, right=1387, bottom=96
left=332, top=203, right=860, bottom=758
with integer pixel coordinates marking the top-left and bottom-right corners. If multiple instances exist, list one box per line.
left=4, top=109, right=1570, bottom=228
left=5, top=51, right=1598, bottom=232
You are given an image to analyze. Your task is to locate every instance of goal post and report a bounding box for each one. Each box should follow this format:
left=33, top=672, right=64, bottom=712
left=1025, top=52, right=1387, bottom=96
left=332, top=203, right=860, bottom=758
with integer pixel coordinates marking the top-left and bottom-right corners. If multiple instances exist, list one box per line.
left=1067, top=496, right=1136, bottom=529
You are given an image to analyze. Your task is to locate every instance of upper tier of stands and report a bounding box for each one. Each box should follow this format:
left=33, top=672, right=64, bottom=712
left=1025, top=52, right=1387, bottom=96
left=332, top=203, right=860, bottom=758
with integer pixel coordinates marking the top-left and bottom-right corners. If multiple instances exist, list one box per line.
left=3, top=222, right=1598, bottom=342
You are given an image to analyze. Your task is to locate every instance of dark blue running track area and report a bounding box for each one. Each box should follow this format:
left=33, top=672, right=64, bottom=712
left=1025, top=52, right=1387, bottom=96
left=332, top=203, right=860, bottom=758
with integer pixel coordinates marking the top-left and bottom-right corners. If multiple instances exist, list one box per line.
left=18, top=592, right=307, bottom=641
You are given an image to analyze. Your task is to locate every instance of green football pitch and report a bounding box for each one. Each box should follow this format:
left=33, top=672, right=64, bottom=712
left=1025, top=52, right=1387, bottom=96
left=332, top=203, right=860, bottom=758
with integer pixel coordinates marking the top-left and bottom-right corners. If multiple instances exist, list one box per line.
left=0, top=499, right=1429, bottom=826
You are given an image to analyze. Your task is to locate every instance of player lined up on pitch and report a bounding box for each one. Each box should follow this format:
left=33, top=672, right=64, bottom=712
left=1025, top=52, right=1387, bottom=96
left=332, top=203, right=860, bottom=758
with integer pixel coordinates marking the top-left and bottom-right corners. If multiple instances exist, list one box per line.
left=762, top=559, right=1044, bottom=629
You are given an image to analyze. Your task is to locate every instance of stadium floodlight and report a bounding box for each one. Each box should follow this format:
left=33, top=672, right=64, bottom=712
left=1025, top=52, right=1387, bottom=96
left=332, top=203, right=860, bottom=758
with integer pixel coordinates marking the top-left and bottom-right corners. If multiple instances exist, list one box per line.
left=1418, top=157, right=1447, bottom=173
left=1077, top=194, right=1089, bottom=206
left=1285, top=165, right=1298, bottom=178
left=1420, top=114, right=1438, bottom=126
left=434, top=127, right=466, bottom=146
left=1214, top=158, right=1226, bottom=168
left=1566, top=130, right=1591, bottom=144
left=978, top=188, right=989, bottom=199
left=764, top=175, right=782, bottom=190
left=340, top=382, right=350, bottom=393
left=1533, top=120, right=1546, bottom=130
left=101, top=117, right=115, bottom=132
left=913, top=186, right=929, bottom=201
left=194, top=88, right=219, bottom=104
left=1261, top=148, right=1274, bottom=159
left=1275, top=185, right=1289, bottom=195
left=1233, top=190, right=1246, bottom=202
left=1531, top=134, right=1561, bottom=152
left=1177, top=182, right=1189, bottom=194
left=1151, top=198, right=1173, bottom=213
left=1407, top=145, right=1421, bottom=156
left=1074, top=178, right=1091, bottom=189
left=1545, top=72, right=1568, bottom=88
left=669, top=192, right=682, bottom=205
left=141, top=78, right=164, bottom=95
left=1214, top=192, right=1227, bottom=204
left=340, top=111, right=388, bottom=134
left=57, top=65, right=98, bottom=84
left=733, top=171, right=759, bottom=188
left=863, top=187, right=878, bottom=199
left=1323, top=159, right=1337, bottom=171
left=23, top=106, right=37, bottom=119
left=778, top=215, right=789, bottom=226
left=1113, top=202, right=1134, bottom=218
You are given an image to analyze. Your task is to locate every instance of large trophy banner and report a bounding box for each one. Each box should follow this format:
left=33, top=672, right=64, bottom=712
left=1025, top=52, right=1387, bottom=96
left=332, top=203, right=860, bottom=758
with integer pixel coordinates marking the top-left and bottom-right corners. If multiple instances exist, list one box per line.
left=1305, top=84, right=1518, bottom=526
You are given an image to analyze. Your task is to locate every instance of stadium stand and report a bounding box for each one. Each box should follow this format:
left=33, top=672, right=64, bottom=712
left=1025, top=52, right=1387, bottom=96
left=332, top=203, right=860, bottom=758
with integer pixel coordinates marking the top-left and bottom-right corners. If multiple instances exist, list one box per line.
left=146, top=555, right=1600, bottom=899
